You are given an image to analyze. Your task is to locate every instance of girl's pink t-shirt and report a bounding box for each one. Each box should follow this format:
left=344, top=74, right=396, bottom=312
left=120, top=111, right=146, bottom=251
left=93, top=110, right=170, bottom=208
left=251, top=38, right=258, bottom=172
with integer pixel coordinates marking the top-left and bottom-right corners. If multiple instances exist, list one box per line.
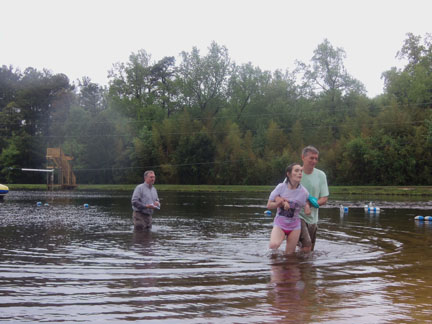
left=268, top=183, right=309, bottom=231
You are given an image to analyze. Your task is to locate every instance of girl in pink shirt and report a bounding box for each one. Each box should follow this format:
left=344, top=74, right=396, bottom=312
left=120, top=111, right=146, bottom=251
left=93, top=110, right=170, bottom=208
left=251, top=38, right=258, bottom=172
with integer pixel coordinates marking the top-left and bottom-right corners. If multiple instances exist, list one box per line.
left=267, top=163, right=311, bottom=254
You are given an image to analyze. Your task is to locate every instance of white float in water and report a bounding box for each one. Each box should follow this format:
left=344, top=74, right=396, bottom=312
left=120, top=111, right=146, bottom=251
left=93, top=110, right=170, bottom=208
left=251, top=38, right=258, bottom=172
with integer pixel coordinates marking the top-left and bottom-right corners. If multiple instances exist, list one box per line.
left=340, top=205, right=348, bottom=214
left=416, top=216, right=432, bottom=221
left=368, top=207, right=380, bottom=213
left=364, top=202, right=380, bottom=214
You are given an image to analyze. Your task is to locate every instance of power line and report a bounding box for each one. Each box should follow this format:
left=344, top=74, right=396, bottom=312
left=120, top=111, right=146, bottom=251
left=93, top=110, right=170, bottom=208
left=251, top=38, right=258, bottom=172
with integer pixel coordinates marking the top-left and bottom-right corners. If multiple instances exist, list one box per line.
left=52, top=154, right=286, bottom=173
left=0, top=119, right=427, bottom=139
left=0, top=101, right=431, bottom=127
left=9, top=129, right=423, bottom=174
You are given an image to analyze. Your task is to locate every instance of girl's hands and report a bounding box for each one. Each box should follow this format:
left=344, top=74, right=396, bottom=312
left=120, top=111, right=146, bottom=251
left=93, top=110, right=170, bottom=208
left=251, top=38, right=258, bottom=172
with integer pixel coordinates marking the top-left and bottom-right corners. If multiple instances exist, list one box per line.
left=281, top=200, right=290, bottom=210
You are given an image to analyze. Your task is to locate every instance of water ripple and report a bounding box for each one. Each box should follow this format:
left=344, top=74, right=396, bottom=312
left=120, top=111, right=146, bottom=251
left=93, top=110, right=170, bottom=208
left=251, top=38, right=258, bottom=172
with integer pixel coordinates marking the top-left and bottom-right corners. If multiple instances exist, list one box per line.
left=1, top=191, right=431, bottom=323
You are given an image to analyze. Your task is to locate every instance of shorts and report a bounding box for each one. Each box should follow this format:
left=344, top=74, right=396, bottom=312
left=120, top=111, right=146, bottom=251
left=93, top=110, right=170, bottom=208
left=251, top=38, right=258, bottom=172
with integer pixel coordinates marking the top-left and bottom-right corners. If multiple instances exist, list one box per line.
left=133, top=211, right=152, bottom=230
left=299, top=219, right=317, bottom=249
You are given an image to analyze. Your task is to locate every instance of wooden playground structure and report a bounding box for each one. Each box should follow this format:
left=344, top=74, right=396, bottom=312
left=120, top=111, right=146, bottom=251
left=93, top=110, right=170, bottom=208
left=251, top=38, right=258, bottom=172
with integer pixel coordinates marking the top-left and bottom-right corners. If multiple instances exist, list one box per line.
left=46, top=148, right=77, bottom=189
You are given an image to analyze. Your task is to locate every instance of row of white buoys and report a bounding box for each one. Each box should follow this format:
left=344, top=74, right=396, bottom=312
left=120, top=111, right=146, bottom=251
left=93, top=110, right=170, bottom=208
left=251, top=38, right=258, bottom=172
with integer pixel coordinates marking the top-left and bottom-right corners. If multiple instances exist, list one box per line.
left=415, top=216, right=432, bottom=221
left=364, top=202, right=381, bottom=214
left=338, top=202, right=382, bottom=215
left=36, top=202, right=90, bottom=208
left=366, top=206, right=381, bottom=213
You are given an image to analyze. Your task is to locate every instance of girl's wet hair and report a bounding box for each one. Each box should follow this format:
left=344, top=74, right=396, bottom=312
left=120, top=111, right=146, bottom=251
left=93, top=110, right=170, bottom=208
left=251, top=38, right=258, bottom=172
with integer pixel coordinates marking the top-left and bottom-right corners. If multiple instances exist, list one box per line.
left=285, top=163, right=301, bottom=186
left=285, top=162, right=301, bottom=175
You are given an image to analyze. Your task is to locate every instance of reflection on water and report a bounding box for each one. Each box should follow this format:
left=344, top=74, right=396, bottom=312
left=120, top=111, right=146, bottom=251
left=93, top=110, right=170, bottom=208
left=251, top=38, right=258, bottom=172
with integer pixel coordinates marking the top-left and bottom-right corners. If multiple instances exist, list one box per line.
left=268, top=254, right=310, bottom=324
left=0, top=190, right=432, bottom=323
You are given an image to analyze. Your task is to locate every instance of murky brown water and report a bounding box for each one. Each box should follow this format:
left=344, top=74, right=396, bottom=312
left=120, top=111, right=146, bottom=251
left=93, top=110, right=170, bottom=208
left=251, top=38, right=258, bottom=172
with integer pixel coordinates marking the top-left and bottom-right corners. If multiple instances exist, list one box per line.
left=0, top=190, right=432, bottom=323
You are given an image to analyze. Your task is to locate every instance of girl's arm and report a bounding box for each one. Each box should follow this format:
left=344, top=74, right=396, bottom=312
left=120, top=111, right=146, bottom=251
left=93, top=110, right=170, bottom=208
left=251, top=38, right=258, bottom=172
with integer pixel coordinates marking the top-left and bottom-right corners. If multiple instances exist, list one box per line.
left=267, top=197, right=284, bottom=210
left=271, top=196, right=290, bottom=210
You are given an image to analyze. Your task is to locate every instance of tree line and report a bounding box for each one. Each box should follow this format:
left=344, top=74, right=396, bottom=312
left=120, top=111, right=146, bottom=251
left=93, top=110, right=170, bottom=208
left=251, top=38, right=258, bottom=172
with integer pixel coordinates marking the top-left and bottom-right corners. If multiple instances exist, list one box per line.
left=1, top=33, right=431, bottom=186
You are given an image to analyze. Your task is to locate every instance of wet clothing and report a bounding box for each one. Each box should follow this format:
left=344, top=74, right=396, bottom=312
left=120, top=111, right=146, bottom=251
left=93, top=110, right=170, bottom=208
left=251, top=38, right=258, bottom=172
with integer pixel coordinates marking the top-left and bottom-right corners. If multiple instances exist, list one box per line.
left=300, top=219, right=317, bottom=249
left=298, top=167, right=328, bottom=250
left=269, top=183, right=309, bottom=232
left=131, top=182, right=159, bottom=229
left=131, top=182, right=159, bottom=215
left=299, top=168, right=329, bottom=225
left=133, top=211, right=152, bottom=230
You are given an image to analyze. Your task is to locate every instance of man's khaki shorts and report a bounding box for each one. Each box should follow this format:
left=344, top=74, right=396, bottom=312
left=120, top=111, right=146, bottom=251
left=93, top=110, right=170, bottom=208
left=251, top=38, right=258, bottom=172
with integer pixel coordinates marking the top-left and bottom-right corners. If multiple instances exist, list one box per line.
left=299, top=219, right=317, bottom=249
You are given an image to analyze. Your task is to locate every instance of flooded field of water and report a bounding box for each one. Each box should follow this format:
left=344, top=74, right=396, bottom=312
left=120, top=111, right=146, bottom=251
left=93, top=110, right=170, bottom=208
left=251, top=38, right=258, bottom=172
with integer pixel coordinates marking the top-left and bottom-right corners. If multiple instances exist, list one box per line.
left=1, top=190, right=432, bottom=323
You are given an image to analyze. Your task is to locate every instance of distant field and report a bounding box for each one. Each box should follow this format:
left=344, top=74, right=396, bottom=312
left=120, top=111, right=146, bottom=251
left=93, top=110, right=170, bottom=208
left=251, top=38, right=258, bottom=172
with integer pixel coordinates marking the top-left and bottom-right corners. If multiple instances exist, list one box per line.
left=5, top=184, right=432, bottom=196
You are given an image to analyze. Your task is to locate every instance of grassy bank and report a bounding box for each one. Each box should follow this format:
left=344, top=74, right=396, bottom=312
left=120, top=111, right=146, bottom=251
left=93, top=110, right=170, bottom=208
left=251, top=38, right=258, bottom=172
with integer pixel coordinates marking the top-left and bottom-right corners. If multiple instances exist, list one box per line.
left=5, top=184, right=432, bottom=196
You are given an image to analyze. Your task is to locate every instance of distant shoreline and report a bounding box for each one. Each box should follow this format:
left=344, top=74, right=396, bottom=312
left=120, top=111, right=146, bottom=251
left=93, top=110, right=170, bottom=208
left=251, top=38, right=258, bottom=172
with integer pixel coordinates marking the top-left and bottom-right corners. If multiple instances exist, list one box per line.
left=5, top=184, right=432, bottom=196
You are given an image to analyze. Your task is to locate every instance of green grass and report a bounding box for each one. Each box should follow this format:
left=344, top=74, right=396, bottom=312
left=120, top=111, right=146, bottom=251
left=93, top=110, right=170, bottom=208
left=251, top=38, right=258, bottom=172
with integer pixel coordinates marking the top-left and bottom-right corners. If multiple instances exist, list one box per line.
left=4, top=183, right=432, bottom=196
left=328, top=185, right=432, bottom=196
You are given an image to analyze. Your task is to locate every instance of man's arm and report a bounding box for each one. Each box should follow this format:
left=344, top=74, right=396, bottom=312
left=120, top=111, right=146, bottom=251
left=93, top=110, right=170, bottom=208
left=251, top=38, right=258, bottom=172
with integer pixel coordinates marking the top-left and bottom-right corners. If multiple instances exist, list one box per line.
left=132, top=187, right=147, bottom=211
left=318, top=196, right=328, bottom=206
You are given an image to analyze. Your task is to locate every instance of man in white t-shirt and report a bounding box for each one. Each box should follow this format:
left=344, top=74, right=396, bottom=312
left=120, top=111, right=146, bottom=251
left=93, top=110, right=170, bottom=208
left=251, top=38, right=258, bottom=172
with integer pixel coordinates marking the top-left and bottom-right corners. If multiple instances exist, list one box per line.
left=298, top=146, right=329, bottom=252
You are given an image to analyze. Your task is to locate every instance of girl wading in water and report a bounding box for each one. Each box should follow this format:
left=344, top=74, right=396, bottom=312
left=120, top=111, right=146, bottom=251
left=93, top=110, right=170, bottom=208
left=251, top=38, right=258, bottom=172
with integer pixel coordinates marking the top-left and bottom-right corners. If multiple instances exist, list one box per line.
left=267, top=163, right=311, bottom=254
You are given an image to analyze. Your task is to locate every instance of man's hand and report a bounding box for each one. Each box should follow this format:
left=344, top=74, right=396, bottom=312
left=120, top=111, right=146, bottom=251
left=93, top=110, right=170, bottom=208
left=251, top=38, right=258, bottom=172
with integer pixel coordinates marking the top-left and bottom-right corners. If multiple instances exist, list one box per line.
left=147, top=203, right=160, bottom=209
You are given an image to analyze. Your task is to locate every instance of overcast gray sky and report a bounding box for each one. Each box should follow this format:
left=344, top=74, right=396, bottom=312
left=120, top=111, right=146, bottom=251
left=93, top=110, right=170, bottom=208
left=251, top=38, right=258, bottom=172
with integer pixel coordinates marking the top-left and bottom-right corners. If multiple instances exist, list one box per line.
left=1, top=0, right=431, bottom=97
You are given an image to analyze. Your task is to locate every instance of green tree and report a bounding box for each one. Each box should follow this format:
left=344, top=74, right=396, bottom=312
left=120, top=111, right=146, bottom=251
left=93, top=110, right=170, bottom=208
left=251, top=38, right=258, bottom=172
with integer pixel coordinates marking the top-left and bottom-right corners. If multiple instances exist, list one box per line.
left=339, top=137, right=371, bottom=184
left=298, top=39, right=365, bottom=100
left=178, top=42, right=232, bottom=118
left=0, top=133, right=39, bottom=183
left=61, top=105, right=91, bottom=169
left=150, top=56, right=178, bottom=117
left=0, top=67, right=74, bottom=181
left=174, top=131, right=215, bottom=184
left=227, top=62, right=271, bottom=125
left=383, top=33, right=432, bottom=108
left=77, top=109, right=123, bottom=184
left=0, top=65, right=20, bottom=110
left=130, top=125, right=158, bottom=181
left=77, top=76, right=107, bottom=115
left=264, top=120, right=289, bottom=156
left=214, top=122, right=253, bottom=184
left=297, top=39, right=366, bottom=139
